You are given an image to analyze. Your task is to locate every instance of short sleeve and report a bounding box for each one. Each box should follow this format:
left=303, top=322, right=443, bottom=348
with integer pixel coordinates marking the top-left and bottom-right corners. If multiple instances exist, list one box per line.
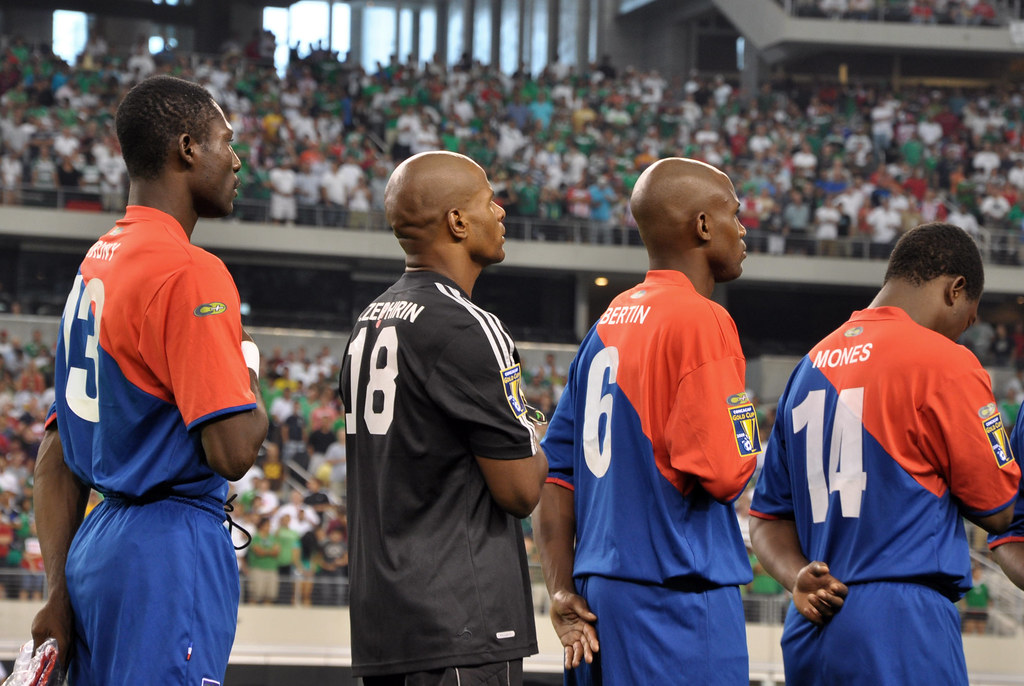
left=541, top=354, right=581, bottom=490
left=750, top=414, right=795, bottom=520
left=428, top=321, right=537, bottom=461
left=139, top=257, right=256, bottom=429
left=989, top=402, right=1024, bottom=549
left=925, top=368, right=1020, bottom=517
left=665, top=355, right=758, bottom=502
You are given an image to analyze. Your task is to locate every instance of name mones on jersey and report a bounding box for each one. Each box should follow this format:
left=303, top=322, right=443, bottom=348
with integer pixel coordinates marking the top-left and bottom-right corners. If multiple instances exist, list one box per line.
left=599, top=304, right=652, bottom=326
left=358, top=300, right=426, bottom=324
left=812, top=343, right=873, bottom=369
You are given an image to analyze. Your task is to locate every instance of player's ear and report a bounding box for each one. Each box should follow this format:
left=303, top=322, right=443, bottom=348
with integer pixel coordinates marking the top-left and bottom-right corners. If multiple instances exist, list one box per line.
left=944, top=275, right=967, bottom=307
left=447, top=207, right=469, bottom=240
left=178, top=133, right=194, bottom=166
left=695, top=211, right=711, bottom=243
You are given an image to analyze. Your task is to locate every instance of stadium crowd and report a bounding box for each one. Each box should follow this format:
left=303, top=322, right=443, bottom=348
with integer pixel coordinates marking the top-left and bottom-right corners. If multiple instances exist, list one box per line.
left=5, top=28, right=1024, bottom=278
left=788, top=0, right=1010, bottom=24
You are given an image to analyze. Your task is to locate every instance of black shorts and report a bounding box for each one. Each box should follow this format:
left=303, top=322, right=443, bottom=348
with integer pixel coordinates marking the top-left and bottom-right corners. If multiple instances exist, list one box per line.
left=362, top=659, right=524, bottom=686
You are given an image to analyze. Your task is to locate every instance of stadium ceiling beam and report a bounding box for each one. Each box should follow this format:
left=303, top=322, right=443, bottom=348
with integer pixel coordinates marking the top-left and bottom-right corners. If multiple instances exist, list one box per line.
left=0, top=0, right=200, bottom=21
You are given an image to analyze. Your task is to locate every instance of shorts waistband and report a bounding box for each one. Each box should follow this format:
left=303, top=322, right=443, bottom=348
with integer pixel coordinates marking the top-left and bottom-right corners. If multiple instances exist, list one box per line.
left=101, top=492, right=226, bottom=520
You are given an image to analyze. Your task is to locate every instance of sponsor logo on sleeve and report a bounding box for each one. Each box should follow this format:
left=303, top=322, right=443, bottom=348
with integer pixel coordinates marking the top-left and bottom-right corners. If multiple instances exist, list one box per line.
left=727, top=394, right=761, bottom=457
left=201, top=679, right=222, bottom=686
left=843, top=326, right=864, bottom=337
left=502, top=365, right=527, bottom=418
left=981, top=408, right=1016, bottom=468
left=193, top=302, right=227, bottom=317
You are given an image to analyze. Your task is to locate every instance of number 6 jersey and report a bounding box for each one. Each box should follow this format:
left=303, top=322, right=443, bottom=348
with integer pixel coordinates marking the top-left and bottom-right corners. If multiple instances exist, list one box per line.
left=339, top=270, right=538, bottom=677
left=541, top=270, right=758, bottom=587
left=751, top=306, right=1020, bottom=599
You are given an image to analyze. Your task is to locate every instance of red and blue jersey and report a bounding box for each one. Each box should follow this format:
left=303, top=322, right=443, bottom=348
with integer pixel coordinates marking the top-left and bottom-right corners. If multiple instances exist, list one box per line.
left=46, top=206, right=257, bottom=500
left=542, top=270, right=758, bottom=586
left=988, top=409, right=1024, bottom=551
left=752, top=307, right=1019, bottom=599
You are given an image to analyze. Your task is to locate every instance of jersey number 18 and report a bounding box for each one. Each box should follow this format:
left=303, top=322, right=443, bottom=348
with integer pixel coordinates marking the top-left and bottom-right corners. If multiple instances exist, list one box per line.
left=345, top=325, right=398, bottom=434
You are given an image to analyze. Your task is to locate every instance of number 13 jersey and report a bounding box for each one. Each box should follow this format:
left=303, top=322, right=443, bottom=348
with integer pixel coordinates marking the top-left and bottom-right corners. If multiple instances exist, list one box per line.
left=542, top=270, right=758, bottom=587
left=47, top=206, right=256, bottom=501
left=751, top=306, right=1020, bottom=599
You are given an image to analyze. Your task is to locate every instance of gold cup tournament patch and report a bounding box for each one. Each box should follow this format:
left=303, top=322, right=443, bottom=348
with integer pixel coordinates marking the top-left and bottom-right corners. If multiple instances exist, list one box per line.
left=728, top=395, right=761, bottom=458
left=980, top=405, right=1015, bottom=468
left=502, top=364, right=527, bottom=418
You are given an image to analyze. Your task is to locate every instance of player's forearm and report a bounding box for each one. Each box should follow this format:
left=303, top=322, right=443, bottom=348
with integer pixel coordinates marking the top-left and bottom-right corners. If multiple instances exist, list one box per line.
left=993, top=542, right=1024, bottom=591
left=202, top=370, right=269, bottom=480
left=534, top=482, right=578, bottom=597
left=34, top=429, right=90, bottom=596
left=749, top=516, right=808, bottom=591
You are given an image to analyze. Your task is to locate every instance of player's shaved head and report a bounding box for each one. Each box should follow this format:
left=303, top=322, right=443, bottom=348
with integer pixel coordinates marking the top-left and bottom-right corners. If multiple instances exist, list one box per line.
left=631, top=157, right=734, bottom=254
left=385, top=151, right=487, bottom=256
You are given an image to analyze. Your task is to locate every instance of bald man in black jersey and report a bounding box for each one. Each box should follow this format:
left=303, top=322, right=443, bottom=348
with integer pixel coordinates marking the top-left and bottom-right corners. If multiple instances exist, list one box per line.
left=340, top=151, right=547, bottom=686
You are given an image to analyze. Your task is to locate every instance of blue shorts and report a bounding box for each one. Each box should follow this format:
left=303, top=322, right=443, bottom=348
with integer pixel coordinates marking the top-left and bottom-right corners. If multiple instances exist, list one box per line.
left=565, top=576, right=748, bottom=686
left=781, top=581, right=968, bottom=686
left=66, top=495, right=240, bottom=686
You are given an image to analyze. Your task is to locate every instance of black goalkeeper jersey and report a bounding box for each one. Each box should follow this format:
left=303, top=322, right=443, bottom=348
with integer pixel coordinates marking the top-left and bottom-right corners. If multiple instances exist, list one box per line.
left=339, top=270, right=539, bottom=676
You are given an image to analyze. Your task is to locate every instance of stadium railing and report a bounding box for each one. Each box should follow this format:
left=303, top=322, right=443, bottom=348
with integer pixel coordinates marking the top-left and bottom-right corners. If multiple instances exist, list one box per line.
left=9, top=183, right=1022, bottom=262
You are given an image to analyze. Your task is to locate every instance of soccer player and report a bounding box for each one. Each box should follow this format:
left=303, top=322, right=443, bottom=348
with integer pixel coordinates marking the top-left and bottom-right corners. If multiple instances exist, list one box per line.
left=990, top=421, right=1024, bottom=591
left=339, top=150, right=548, bottom=686
left=30, top=75, right=269, bottom=685
left=750, top=222, right=1019, bottom=686
left=534, top=157, right=758, bottom=684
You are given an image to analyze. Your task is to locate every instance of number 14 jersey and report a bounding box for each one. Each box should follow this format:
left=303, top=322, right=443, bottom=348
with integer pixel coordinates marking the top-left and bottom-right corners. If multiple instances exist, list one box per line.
left=751, top=306, right=1020, bottom=599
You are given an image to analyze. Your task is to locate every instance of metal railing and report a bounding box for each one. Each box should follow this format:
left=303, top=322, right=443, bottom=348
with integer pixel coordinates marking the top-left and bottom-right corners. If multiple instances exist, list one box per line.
left=7, top=183, right=1024, bottom=263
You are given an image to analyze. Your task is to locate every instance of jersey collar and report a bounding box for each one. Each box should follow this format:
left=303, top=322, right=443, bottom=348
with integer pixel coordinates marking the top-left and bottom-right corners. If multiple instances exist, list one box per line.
left=848, top=306, right=914, bottom=324
left=642, top=270, right=696, bottom=292
left=118, top=205, right=189, bottom=242
left=398, top=270, right=468, bottom=298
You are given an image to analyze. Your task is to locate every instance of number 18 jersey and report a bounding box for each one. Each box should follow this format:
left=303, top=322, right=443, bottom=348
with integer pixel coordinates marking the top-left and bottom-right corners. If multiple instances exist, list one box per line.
left=751, top=306, right=1020, bottom=599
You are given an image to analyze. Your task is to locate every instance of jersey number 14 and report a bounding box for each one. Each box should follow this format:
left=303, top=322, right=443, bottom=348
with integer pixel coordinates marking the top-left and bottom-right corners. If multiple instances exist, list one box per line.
left=792, top=387, right=867, bottom=523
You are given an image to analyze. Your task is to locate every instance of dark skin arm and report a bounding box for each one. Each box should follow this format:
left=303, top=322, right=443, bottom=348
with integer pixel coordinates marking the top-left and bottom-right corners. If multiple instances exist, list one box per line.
left=200, top=331, right=269, bottom=481
left=965, top=503, right=1015, bottom=535
left=534, top=482, right=599, bottom=669
left=749, top=517, right=848, bottom=626
left=31, top=428, right=90, bottom=667
left=475, top=446, right=548, bottom=518
left=993, top=542, right=1024, bottom=590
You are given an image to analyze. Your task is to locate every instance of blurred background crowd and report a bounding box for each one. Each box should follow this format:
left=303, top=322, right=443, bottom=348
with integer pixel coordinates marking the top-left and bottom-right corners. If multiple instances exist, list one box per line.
left=6, top=25, right=1024, bottom=275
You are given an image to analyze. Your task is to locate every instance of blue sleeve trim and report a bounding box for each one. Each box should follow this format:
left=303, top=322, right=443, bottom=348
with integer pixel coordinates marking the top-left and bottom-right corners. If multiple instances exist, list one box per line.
left=186, top=403, right=257, bottom=431
left=964, top=491, right=1018, bottom=519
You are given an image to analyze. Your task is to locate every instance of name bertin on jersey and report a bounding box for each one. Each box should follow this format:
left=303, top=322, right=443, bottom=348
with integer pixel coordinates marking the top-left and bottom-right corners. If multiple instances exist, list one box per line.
left=599, top=304, right=652, bottom=326
left=812, top=343, right=873, bottom=369
left=358, top=300, right=426, bottom=324
left=86, top=242, right=121, bottom=262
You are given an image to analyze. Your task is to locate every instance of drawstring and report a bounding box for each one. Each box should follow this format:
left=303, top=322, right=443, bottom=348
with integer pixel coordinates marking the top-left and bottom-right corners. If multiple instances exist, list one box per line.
left=224, top=494, right=252, bottom=550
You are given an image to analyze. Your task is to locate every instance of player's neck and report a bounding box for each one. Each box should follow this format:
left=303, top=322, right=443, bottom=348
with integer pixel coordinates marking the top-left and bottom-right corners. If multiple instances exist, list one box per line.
left=127, top=180, right=199, bottom=240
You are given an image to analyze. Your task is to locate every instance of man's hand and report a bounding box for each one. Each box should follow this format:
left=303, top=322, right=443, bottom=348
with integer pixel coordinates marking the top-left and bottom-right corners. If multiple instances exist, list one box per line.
left=792, top=561, right=848, bottom=626
left=31, top=593, right=74, bottom=669
left=550, top=589, right=599, bottom=670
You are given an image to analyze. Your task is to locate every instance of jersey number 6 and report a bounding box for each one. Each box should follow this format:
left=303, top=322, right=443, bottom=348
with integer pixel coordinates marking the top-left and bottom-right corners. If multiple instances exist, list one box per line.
left=583, top=346, right=619, bottom=478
